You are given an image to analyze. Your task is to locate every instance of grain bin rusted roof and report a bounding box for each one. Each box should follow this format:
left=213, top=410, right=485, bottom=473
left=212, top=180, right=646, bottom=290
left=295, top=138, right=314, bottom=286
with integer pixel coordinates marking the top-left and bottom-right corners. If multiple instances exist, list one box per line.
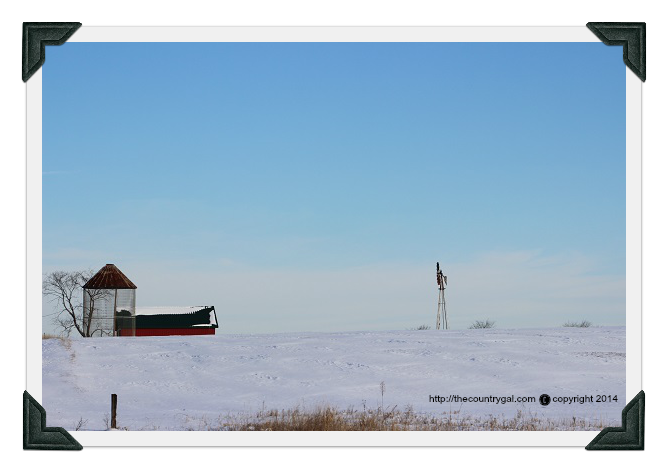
left=83, top=264, right=137, bottom=289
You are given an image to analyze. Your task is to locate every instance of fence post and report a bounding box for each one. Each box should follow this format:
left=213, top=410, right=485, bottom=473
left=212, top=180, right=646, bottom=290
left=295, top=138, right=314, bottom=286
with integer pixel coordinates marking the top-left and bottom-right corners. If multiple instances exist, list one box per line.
left=111, top=394, right=117, bottom=429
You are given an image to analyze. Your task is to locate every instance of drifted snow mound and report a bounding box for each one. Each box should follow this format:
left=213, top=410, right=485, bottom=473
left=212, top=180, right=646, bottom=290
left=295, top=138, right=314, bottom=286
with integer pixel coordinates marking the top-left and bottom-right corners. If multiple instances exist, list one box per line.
left=42, top=327, right=625, bottom=431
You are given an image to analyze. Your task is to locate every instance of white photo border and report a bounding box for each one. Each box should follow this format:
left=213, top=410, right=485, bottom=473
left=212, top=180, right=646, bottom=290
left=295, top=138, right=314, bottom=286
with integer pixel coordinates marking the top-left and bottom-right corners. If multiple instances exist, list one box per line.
left=27, top=25, right=642, bottom=447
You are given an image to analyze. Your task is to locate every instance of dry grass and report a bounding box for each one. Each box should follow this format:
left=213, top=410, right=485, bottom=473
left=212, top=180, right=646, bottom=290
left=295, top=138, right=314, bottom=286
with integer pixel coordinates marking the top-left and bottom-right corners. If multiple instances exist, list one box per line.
left=180, top=405, right=614, bottom=432
left=42, top=333, right=65, bottom=340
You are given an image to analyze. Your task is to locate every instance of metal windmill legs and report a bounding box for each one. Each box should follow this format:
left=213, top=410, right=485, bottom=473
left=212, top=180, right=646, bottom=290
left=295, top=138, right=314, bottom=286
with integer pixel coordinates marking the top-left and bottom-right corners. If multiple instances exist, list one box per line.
left=437, top=288, right=448, bottom=330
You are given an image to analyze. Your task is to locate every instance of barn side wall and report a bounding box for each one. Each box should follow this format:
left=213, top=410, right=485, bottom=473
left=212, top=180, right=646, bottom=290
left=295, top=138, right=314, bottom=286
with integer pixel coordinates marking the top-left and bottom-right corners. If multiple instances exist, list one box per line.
left=118, top=328, right=215, bottom=337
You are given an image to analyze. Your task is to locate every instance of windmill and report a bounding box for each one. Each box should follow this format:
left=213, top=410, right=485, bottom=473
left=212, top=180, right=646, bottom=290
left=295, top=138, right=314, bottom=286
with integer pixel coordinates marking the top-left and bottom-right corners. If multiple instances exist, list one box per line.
left=436, top=262, right=449, bottom=329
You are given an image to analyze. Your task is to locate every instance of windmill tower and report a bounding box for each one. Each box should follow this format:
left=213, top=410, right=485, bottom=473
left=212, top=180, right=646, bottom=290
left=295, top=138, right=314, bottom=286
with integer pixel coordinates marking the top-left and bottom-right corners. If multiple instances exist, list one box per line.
left=436, top=262, right=449, bottom=329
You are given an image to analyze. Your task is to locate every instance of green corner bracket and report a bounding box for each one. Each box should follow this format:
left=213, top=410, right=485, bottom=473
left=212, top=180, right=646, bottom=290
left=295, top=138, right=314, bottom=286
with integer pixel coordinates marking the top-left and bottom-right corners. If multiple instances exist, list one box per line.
left=24, top=391, right=83, bottom=450
left=586, top=390, right=644, bottom=450
left=22, top=22, right=81, bottom=82
left=586, top=22, right=646, bottom=81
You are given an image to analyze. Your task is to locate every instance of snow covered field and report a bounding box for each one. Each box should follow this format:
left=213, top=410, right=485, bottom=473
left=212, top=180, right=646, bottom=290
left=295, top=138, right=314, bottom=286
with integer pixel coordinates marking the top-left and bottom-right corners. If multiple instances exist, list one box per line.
left=42, top=327, right=625, bottom=431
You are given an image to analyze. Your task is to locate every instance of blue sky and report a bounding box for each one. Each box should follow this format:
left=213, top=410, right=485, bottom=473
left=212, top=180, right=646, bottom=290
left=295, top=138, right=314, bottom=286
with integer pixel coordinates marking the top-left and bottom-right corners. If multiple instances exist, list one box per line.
left=42, top=42, right=626, bottom=333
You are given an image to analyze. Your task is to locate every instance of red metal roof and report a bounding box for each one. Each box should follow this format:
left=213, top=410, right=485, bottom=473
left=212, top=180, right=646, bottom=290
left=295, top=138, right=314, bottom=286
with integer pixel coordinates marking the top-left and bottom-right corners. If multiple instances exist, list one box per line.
left=83, top=264, right=137, bottom=289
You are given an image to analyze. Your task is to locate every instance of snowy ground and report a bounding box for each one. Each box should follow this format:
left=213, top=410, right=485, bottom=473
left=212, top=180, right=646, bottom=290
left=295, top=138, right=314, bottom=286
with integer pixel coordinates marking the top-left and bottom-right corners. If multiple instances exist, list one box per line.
left=42, top=327, right=625, bottom=431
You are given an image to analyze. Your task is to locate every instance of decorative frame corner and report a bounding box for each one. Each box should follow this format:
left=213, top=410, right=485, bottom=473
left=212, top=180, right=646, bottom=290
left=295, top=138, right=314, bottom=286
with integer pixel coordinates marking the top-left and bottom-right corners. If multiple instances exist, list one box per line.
left=586, top=22, right=646, bottom=82
left=24, top=391, right=83, bottom=450
left=22, top=22, right=82, bottom=82
left=586, top=390, right=644, bottom=450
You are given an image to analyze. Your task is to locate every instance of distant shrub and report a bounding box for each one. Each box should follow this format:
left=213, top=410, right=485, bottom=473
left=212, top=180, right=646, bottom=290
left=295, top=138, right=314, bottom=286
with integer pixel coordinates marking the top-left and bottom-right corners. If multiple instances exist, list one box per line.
left=408, top=324, right=431, bottom=330
left=563, top=320, right=592, bottom=328
left=469, top=320, right=495, bottom=329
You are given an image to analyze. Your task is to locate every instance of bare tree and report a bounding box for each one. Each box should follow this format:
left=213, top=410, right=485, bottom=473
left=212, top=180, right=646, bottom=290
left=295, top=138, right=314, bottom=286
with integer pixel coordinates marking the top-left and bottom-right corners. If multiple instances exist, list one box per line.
left=42, top=270, right=110, bottom=337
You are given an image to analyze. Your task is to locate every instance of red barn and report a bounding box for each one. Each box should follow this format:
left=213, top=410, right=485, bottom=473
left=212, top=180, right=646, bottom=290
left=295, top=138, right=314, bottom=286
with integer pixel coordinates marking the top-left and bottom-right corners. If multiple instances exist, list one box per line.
left=116, top=306, right=219, bottom=337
